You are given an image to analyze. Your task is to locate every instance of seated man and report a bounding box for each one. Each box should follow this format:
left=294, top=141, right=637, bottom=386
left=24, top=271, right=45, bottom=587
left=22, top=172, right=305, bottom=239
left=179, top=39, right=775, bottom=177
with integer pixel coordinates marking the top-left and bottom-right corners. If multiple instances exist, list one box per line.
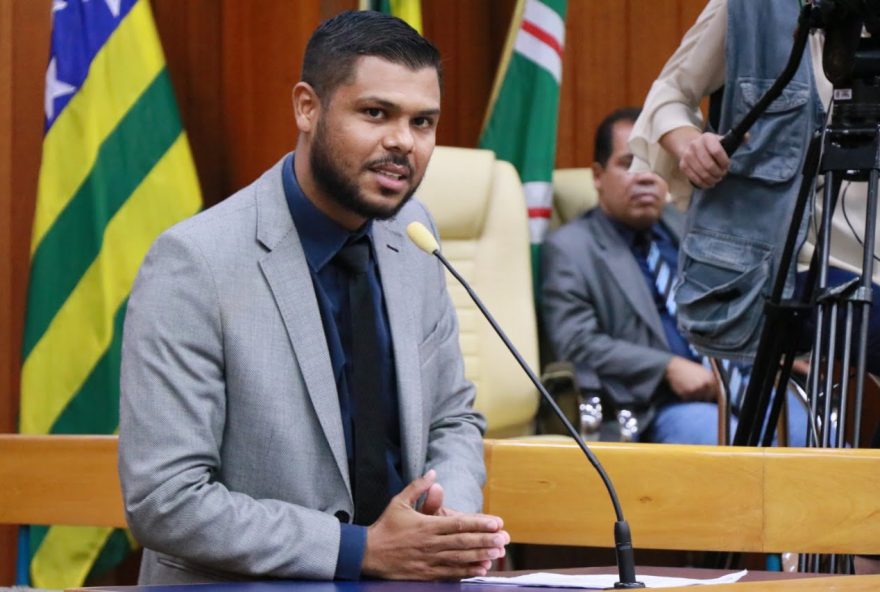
left=541, top=107, right=805, bottom=445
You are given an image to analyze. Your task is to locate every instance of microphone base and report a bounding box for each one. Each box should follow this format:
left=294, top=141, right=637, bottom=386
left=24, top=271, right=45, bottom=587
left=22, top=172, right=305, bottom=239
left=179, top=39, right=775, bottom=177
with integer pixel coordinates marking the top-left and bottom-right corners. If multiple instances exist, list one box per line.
left=613, top=581, right=646, bottom=589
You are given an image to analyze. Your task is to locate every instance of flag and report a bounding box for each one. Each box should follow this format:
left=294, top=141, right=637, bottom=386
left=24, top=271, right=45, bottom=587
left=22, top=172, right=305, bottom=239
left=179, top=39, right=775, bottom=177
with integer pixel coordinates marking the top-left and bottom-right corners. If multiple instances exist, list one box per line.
left=478, top=0, right=567, bottom=289
left=18, top=0, right=202, bottom=587
left=360, top=0, right=423, bottom=33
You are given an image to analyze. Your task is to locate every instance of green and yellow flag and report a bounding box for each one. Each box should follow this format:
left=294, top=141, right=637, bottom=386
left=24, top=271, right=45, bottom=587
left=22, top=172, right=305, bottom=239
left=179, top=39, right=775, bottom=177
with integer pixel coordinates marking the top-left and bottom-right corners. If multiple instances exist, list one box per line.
left=479, top=0, right=567, bottom=291
left=361, top=0, right=423, bottom=33
left=19, top=0, right=201, bottom=587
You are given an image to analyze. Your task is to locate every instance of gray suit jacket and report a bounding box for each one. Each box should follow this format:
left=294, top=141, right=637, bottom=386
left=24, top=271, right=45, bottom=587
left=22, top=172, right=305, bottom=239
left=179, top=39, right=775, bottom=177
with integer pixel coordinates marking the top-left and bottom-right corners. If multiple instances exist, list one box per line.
left=119, top=155, right=485, bottom=584
left=541, top=206, right=684, bottom=423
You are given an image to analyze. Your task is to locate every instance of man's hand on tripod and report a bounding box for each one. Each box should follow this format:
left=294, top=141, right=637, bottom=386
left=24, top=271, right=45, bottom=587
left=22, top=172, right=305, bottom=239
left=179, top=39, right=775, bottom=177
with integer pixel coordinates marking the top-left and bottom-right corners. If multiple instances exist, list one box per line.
left=665, top=356, right=719, bottom=402
left=660, top=126, right=731, bottom=189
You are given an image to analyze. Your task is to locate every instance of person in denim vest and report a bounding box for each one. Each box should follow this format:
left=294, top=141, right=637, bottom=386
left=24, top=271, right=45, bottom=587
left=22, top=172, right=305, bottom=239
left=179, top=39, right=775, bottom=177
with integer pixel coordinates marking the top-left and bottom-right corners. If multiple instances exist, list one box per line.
left=632, top=6, right=880, bottom=572
left=543, top=108, right=810, bottom=444
left=631, top=0, right=880, bottom=375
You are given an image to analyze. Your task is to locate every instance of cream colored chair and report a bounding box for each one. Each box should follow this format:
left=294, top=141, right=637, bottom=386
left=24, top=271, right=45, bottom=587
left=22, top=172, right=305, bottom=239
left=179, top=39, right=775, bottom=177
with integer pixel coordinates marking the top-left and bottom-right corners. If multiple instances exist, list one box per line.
left=550, top=167, right=597, bottom=230
left=417, top=146, right=539, bottom=438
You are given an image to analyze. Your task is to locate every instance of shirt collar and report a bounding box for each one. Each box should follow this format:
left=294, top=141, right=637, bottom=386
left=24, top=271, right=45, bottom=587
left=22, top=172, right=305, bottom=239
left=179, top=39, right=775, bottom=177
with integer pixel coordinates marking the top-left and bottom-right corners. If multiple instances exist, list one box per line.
left=282, top=152, right=373, bottom=272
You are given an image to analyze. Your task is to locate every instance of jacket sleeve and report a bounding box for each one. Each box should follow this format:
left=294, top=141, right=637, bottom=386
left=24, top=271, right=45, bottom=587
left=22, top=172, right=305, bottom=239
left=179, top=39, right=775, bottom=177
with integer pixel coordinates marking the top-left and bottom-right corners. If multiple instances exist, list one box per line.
left=119, top=229, right=342, bottom=580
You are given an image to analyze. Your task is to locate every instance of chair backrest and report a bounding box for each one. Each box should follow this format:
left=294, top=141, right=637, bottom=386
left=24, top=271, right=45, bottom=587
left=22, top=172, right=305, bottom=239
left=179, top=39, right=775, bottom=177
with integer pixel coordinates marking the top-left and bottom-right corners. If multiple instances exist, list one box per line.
left=0, top=435, right=126, bottom=527
left=417, top=146, right=539, bottom=437
left=483, top=438, right=880, bottom=555
left=550, top=168, right=597, bottom=229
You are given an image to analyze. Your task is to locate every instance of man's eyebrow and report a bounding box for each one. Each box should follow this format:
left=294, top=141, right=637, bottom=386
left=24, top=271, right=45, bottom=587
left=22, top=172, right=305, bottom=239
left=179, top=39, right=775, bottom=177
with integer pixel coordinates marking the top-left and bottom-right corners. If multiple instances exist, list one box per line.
left=359, top=96, right=440, bottom=116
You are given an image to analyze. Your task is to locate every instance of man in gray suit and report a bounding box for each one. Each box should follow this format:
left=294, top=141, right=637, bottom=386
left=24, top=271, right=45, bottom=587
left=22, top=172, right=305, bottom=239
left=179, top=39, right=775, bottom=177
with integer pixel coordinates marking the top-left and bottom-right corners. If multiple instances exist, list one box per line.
left=542, top=108, right=722, bottom=444
left=119, top=11, right=508, bottom=584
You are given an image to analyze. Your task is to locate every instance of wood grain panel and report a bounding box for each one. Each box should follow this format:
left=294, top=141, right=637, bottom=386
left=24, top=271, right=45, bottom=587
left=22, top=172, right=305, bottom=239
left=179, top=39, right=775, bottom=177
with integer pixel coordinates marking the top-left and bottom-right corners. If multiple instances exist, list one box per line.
left=484, top=439, right=880, bottom=554
left=153, top=0, right=225, bottom=206
left=423, top=0, right=515, bottom=148
left=484, top=439, right=765, bottom=551
left=627, top=0, right=682, bottom=107
left=557, top=0, right=628, bottom=168
left=0, top=0, right=15, bottom=585
left=1, top=0, right=14, bottom=436
left=221, top=1, right=320, bottom=195
left=0, top=436, right=125, bottom=528
left=6, top=0, right=48, bottom=441
left=764, top=447, right=880, bottom=554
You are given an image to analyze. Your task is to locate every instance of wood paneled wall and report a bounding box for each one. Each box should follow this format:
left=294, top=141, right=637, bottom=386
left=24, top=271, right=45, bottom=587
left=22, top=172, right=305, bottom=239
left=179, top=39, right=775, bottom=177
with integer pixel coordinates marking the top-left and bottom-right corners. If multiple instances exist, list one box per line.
left=0, top=0, right=707, bottom=584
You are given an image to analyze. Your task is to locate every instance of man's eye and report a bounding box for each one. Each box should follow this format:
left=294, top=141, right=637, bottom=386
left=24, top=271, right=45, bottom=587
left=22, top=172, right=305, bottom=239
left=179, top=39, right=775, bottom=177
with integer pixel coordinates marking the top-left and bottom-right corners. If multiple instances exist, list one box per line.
left=413, top=117, right=434, bottom=129
left=365, top=108, right=383, bottom=118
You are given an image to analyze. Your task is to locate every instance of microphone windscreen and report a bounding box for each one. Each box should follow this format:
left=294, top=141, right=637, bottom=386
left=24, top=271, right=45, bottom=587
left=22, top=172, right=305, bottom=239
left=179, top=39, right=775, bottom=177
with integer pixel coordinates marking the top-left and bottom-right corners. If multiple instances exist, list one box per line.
left=406, top=222, right=440, bottom=254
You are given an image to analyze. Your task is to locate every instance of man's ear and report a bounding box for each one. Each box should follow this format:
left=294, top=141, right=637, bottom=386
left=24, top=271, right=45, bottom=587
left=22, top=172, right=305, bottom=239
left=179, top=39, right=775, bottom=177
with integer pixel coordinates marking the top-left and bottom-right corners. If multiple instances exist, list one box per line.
left=293, top=81, right=320, bottom=134
left=591, top=161, right=604, bottom=192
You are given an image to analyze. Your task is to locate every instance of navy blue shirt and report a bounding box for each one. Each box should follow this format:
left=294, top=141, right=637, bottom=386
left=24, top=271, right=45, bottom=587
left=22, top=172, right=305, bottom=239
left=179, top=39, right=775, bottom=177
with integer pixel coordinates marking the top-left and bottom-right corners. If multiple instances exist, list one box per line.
left=281, top=153, right=404, bottom=579
left=601, top=211, right=696, bottom=362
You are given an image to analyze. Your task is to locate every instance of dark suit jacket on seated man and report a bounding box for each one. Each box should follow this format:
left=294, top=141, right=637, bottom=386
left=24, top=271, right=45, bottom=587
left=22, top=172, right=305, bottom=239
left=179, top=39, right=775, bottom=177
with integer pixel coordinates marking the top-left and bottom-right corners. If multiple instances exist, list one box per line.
left=542, top=108, right=734, bottom=445
left=118, top=11, right=508, bottom=585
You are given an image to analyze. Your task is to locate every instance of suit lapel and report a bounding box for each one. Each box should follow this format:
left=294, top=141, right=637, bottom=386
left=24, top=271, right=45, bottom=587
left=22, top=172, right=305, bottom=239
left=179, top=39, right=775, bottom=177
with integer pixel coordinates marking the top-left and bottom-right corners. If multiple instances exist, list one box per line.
left=255, top=156, right=351, bottom=494
left=589, top=212, right=667, bottom=343
left=373, top=220, right=424, bottom=483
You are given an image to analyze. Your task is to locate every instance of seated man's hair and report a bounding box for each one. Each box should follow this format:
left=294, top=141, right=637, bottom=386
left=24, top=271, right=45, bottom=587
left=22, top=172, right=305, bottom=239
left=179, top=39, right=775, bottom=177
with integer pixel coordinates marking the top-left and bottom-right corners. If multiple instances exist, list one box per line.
left=302, top=10, right=442, bottom=105
left=594, top=107, right=642, bottom=167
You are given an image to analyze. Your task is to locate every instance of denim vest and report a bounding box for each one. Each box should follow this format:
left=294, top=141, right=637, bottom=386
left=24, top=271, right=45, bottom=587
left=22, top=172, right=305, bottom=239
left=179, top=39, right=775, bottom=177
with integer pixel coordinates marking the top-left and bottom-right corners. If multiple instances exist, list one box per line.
left=673, top=0, right=825, bottom=361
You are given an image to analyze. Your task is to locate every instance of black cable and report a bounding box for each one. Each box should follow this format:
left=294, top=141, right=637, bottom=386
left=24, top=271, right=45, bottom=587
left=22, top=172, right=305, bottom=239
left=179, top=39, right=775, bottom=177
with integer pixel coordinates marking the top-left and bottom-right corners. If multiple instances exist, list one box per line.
left=840, top=180, right=880, bottom=264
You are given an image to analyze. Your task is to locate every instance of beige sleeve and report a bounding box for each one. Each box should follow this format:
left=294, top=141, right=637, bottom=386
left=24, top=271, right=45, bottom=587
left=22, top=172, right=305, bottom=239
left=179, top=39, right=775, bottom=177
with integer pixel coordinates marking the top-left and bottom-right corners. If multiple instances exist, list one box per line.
left=629, top=0, right=728, bottom=207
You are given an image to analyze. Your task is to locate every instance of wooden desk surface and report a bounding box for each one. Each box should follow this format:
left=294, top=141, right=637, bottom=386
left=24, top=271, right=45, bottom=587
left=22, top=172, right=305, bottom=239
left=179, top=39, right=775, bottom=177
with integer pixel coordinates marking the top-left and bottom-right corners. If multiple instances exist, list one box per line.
left=69, top=567, right=880, bottom=591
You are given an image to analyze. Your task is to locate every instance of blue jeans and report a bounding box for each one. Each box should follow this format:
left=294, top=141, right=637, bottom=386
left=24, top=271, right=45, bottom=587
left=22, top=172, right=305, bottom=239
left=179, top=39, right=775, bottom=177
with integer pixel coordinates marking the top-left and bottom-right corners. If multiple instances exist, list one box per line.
left=643, top=393, right=809, bottom=446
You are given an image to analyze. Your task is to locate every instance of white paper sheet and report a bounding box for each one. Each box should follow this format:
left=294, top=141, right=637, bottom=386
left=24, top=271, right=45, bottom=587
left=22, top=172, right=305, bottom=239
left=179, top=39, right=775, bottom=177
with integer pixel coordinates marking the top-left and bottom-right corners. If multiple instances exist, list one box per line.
left=462, top=569, right=748, bottom=589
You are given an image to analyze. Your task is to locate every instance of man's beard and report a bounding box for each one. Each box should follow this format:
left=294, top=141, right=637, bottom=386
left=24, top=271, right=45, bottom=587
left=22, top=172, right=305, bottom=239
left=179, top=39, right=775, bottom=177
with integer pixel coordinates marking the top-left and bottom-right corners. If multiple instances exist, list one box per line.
left=309, top=120, right=421, bottom=221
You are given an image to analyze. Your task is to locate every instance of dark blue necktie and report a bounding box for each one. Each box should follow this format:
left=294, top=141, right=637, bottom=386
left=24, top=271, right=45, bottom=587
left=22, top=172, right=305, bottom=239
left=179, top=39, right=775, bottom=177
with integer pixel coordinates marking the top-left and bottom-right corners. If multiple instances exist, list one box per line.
left=335, top=239, right=389, bottom=525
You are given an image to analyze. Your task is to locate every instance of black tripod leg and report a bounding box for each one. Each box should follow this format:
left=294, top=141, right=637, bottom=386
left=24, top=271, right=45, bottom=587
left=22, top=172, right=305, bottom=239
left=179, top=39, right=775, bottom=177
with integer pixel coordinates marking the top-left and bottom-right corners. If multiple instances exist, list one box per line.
left=852, top=168, right=879, bottom=446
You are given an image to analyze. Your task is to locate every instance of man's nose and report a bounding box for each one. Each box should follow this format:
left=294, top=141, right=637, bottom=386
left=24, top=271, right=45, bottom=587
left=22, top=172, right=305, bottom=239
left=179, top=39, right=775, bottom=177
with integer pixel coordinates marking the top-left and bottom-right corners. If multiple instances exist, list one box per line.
left=632, top=170, right=659, bottom=185
left=383, top=120, right=414, bottom=153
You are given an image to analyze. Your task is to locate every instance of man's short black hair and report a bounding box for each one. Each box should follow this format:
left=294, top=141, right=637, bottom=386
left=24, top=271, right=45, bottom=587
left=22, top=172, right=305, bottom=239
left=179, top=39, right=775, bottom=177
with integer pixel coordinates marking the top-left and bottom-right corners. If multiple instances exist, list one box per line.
left=302, top=10, right=442, bottom=104
left=594, top=107, right=641, bottom=167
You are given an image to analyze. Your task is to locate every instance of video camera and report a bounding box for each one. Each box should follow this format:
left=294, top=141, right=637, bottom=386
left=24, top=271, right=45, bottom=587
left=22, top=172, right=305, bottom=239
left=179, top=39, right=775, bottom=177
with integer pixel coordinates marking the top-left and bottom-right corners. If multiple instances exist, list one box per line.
left=812, top=0, right=880, bottom=126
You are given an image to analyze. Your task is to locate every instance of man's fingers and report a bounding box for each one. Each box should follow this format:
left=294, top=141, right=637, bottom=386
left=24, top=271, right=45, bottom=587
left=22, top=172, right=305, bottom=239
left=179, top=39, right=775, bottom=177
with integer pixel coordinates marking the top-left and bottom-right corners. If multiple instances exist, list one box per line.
left=420, top=482, right=444, bottom=515
left=681, top=156, right=716, bottom=188
left=397, top=469, right=437, bottom=506
left=704, top=135, right=731, bottom=169
left=695, top=150, right=725, bottom=181
left=433, top=545, right=506, bottom=566
left=429, top=530, right=509, bottom=552
left=431, top=513, right=505, bottom=535
left=682, top=133, right=731, bottom=188
left=425, top=562, right=492, bottom=581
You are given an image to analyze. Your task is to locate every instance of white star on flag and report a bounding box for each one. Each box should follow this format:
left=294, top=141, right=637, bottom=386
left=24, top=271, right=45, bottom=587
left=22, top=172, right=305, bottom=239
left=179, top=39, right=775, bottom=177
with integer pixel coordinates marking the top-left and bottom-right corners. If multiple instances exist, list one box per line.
left=105, top=0, right=121, bottom=17
left=44, top=57, right=76, bottom=120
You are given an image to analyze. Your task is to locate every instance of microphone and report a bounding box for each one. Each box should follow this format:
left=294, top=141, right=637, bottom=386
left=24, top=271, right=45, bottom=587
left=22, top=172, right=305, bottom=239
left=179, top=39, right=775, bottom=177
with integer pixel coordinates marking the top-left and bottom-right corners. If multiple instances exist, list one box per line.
left=406, top=222, right=644, bottom=589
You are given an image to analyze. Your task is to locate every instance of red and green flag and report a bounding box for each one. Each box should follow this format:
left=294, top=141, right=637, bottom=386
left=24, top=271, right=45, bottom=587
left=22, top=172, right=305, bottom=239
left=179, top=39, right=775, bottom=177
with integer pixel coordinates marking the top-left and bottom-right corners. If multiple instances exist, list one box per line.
left=18, top=0, right=201, bottom=587
left=479, top=0, right=567, bottom=284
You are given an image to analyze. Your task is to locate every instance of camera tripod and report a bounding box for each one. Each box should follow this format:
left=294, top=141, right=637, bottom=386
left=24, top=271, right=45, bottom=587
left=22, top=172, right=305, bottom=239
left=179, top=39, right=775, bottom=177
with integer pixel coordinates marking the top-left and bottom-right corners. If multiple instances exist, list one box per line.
left=705, top=1, right=880, bottom=574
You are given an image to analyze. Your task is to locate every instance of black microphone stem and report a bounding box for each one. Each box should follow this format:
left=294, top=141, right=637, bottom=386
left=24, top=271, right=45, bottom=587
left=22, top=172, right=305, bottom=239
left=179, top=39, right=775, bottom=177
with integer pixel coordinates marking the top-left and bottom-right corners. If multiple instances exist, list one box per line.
left=431, top=248, right=644, bottom=589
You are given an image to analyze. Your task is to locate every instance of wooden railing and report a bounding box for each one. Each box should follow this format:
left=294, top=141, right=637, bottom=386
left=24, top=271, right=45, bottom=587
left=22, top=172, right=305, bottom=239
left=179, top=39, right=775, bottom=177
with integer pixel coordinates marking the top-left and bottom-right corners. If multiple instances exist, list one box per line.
left=483, top=438, right=880, bottom=555
left=0, top=434, right=125, bottom=528
left=2, top=434, right=878, bottom=558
